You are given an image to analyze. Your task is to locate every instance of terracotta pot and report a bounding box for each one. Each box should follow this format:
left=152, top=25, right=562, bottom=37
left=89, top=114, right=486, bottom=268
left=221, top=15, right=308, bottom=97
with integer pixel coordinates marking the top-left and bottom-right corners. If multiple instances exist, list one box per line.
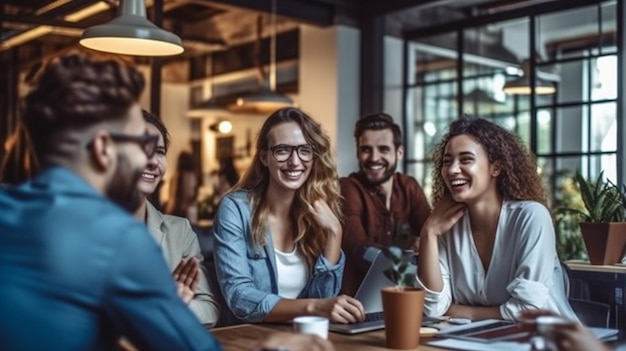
left=580, top=222, right=626, bottom=265
left=381, top=287, right=425, bottom=349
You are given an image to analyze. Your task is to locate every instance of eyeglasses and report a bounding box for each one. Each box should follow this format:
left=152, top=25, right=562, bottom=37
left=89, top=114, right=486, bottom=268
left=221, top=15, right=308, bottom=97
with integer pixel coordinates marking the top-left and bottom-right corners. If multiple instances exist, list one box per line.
left=109, top=132, right=159, bottom=159
left=87, top=132, right=159, bottom=159
left=268, top=144, right=315, bottom=162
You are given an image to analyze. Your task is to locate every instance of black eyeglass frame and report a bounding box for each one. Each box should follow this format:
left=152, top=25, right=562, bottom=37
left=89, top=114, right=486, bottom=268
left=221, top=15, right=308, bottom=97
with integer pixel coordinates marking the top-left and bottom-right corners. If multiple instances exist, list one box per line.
left=87, top=132, right=159, bottom=159
left=267, top=144, right=316, bottom=162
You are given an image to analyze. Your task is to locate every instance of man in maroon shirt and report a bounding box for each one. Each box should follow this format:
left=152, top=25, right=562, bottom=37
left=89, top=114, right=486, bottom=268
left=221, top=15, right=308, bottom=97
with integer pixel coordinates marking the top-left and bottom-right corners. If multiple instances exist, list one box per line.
left=340, top=113, right=431, bottom=296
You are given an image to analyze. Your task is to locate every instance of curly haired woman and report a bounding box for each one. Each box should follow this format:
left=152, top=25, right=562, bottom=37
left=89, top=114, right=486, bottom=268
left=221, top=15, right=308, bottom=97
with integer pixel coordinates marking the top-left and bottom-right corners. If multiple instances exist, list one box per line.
left=213, top=107, right=365, bottom=326
left=416, top=116, right=577, bottom=321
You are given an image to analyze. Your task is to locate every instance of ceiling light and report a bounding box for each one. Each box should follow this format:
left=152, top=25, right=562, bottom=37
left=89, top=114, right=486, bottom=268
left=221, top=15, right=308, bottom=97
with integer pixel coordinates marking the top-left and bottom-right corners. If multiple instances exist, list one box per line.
left=188, top=55, right=229, bottom=117
left=209, top=120, right=233, bottom=134
left=235, top=0, right=293, bottom=114
left=464, top=88, right=503, bottom=105
left=503, top=60, right=556, bottom=95
left=188, top=98, right=229, bottom=117
left=503, top=77, right=556, bottom=95
left=80, top=0, right=184, bottom=57
left=232, top=85, right=293, bottom=114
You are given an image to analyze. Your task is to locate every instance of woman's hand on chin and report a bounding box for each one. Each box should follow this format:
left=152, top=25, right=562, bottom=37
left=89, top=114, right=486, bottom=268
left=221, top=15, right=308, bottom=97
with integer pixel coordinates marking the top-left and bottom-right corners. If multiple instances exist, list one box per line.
left=422, top=198, right=465, bottom=238
left=308, top=200, right=341, bottom=237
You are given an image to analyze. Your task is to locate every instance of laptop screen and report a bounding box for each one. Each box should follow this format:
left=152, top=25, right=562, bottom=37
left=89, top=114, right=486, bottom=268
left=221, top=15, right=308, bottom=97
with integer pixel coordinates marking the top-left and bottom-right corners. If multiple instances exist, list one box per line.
left=354, top=249, right=417, bottom=313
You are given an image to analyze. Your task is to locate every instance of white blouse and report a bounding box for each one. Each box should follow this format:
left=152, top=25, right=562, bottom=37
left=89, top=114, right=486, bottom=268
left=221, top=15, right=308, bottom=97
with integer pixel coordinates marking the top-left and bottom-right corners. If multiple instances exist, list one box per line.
left=415, top=200, right=578, bottom=321
left=275, top=248, right=309, bottom=299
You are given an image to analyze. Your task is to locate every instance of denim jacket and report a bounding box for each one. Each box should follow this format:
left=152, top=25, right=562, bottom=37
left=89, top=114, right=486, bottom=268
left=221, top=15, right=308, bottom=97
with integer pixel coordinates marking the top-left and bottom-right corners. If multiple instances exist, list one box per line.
left=213, top=190, right=344, bottom=325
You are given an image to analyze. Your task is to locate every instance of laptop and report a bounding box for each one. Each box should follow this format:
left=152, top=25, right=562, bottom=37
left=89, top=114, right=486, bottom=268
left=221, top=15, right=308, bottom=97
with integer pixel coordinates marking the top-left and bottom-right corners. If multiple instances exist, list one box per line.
left=329, top=248, right=420, bottom=334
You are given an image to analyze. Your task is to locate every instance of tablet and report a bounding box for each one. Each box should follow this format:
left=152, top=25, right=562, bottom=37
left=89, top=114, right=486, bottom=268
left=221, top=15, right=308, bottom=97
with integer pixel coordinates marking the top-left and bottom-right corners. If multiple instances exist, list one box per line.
left=438, top=319, right=531, bottom=343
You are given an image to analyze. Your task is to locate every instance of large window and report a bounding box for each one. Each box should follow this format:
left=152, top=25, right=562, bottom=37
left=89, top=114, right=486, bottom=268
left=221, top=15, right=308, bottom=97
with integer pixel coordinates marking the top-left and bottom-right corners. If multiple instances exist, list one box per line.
left=404, top=0, right=619, bottom=202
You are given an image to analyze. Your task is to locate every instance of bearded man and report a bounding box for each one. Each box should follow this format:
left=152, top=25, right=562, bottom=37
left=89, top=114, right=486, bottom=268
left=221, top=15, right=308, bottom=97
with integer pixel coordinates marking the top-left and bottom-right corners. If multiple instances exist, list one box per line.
left=0, top=51, right=223, bottom=351
left=340, top=113, right=431, bottom=296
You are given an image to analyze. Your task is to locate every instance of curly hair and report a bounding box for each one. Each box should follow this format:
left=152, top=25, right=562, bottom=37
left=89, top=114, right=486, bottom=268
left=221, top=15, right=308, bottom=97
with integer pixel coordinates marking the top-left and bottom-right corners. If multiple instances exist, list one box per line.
left=431, top=115, right=548, bottom=207
left=22, top=50, right=144, bottom=162
left=234, top=107, right=342, bottom=265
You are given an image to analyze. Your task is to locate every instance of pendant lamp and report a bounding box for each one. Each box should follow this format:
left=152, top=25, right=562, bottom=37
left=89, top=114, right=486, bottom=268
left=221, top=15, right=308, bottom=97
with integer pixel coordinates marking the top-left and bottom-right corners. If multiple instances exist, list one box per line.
left=80, top=0, right=184, bottom=56
left=189, top=98, right=228, bottom=116
left=234, top=0, right=293, bottom=114
left=188, top=55, right=229, bottom=117
left=503, top=60, right=555, bottom=95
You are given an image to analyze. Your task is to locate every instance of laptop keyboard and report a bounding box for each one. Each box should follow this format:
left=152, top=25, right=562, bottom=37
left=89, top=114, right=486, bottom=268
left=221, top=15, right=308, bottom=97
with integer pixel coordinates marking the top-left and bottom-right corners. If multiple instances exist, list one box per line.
left=363, top=311, right=384, bottom=322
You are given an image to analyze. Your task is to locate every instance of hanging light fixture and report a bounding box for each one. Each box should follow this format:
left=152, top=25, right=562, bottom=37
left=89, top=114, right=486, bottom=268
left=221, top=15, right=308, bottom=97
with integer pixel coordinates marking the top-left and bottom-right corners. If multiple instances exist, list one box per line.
left=233, top=0, right=293, bottom=114
left=503, top=60, right=556, bottom=95
left=209, top=120, right=233, bottom=134
left=465, top=88, right=503, bottom=108
left=188, top=97, right=228, bottom=116
left=80, top=0, right=184, bottom=57
left=188, top=55, right=229, bottom=117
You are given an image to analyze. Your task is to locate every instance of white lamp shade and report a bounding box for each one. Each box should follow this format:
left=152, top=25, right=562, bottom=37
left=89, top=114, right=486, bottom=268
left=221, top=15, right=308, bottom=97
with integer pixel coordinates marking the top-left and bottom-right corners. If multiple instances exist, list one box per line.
left=187, top=98, right=229, bottom=117
left=503, top=59, right=556, bottom=95
left=231, top=88, right=293, bottom=114
left=80, top=0, right=183, bottom=56
left=503, top=76, right=556, bottom=95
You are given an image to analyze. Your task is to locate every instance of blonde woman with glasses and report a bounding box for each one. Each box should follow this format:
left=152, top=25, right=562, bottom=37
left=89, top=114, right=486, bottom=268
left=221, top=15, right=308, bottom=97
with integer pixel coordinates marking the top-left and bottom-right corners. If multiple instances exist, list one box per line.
left=213, top=107, right=365, bottom=326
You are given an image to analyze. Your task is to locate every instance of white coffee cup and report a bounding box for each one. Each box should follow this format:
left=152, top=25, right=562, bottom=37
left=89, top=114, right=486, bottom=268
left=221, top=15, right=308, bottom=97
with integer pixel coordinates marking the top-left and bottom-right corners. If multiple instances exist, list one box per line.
left=535, top=315, right=574, bottom=335
left=532, top=315, right=576, bottom=351
left=293, top=316, right=329, bottom=340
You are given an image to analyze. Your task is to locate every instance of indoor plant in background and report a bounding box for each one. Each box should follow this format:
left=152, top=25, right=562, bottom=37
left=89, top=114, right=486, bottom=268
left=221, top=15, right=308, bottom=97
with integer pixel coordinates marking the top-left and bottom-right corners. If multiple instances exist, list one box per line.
left=550, top=169, right=588, bottom=261
left=380, top=246, right=425, bottom=349
left=567, top=171, right=626, bottom=265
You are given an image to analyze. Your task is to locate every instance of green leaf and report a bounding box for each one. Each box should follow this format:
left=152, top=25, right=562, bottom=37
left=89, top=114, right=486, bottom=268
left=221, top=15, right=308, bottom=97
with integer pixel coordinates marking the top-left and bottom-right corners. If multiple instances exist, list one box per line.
left=382, top=245, right=414, bottom=288
left=572, top=171, right=626, bottom=223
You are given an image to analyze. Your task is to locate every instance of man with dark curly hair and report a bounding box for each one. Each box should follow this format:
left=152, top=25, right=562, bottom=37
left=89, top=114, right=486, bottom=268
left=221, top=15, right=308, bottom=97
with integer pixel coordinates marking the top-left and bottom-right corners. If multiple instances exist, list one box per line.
left=340, top=112, right=431, bottom=296
left=415, top=116, right=577, bottom=322
left=0, top=50, right=224, bottom=350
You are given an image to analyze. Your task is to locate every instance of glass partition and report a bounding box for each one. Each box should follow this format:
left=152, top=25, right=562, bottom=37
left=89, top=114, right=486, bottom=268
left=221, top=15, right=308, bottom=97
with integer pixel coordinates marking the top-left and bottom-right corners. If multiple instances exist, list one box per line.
left=404, top=0, right=619, bottom=199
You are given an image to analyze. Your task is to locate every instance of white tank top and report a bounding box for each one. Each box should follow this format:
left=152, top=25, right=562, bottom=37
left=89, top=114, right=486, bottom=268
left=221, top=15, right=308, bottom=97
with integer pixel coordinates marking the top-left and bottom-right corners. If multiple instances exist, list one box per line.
left=275, top=248, right=309, bottom=298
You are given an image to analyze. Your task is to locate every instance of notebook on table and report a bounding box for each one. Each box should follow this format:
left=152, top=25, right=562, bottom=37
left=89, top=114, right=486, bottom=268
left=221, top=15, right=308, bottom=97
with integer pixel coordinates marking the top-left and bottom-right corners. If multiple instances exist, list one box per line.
left=329, top=249, right=430, bottom=334
left=437, top=318, right=620, bottom=343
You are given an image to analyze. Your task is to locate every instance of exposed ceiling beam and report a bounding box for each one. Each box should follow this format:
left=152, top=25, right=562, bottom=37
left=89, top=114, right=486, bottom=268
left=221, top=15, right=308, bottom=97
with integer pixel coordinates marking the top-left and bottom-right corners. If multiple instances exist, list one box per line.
left=206, top=0, right=336, bottom=26
left=2, top=14, right=85, bottom=31
left=365, top=0, right=443, bottom=15
left=1, top=0, right=103, bottom=45
left=404, top=0, right=602, bottom=39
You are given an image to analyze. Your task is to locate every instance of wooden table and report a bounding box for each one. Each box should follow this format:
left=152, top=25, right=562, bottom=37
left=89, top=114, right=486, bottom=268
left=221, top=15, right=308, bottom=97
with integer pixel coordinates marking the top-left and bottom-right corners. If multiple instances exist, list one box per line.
left=211, top=324, right=447, bottom=351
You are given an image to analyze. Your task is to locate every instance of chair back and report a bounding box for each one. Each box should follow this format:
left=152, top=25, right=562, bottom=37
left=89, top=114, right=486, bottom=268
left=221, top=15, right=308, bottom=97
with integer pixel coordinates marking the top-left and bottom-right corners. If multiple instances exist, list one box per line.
left=561, top=261, right=611, bottom=328
left=568, top=297, right=611, bottom=328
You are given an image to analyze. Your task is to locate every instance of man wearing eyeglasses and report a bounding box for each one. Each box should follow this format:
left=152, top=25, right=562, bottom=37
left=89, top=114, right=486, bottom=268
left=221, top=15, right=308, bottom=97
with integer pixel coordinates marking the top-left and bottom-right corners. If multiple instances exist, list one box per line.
left=0, top=51, right=336, bottom=351
left=0, top=51, right=224, bottom=351
left=340, top=113, right=431, bottom=296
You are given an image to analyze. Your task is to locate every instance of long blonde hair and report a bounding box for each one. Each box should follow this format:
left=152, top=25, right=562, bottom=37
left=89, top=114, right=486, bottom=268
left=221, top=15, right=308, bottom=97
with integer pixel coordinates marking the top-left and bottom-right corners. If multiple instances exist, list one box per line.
left=233, top=107, right=342, bottom=265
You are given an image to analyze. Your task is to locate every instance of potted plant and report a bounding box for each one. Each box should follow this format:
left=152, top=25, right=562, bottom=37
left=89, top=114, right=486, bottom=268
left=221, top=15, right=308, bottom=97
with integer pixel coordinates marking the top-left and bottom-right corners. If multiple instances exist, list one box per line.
left=380, top=246, right=425, bottom=349
left=568, top=171, right=626, bottom=265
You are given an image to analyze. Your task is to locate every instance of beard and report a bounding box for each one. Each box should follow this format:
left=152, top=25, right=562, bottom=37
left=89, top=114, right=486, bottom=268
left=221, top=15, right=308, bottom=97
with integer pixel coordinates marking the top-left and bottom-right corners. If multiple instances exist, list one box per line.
left=359, top=158, right=398, bottom=187
left=105, top=152, right=143, bottom=213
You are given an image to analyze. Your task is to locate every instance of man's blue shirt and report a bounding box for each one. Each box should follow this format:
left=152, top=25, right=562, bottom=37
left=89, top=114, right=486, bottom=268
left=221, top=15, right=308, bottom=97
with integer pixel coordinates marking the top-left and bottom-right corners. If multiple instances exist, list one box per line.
left=0, top=167, right=220, bottom=351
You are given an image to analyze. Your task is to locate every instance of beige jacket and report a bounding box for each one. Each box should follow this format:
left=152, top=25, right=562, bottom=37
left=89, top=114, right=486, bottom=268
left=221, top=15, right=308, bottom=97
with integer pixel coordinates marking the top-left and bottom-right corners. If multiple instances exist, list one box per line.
left=146, top=201, right=219, bottom=327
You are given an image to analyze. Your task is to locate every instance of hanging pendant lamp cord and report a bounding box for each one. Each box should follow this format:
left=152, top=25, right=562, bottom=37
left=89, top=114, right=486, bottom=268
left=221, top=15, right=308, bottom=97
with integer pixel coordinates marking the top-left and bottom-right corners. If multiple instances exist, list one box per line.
left=269, top=0, right=277, bottom=91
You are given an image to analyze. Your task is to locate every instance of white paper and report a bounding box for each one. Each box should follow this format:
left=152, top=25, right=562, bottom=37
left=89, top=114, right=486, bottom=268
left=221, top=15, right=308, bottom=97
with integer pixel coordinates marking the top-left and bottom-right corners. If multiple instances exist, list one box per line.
left=427, top=339, right=531, bottom=351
